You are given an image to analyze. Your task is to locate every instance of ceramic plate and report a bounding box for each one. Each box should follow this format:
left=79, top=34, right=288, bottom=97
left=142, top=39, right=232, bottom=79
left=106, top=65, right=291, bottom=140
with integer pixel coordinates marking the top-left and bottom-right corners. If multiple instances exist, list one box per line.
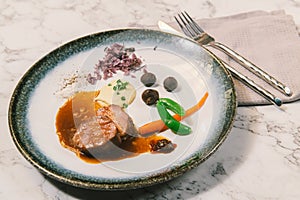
left=9, top=29, right=236, bottom=190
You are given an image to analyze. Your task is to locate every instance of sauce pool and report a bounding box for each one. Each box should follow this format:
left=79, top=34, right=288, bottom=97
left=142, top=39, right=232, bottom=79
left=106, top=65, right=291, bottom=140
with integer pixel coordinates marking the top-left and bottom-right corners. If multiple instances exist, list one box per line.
left=55, top=91, right=174, bottom=164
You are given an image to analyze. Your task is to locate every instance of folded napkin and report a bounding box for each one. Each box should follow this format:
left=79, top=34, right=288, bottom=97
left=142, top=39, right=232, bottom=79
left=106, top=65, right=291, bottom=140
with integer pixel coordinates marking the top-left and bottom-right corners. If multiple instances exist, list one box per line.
left=161, top=10, right=300, bottom=106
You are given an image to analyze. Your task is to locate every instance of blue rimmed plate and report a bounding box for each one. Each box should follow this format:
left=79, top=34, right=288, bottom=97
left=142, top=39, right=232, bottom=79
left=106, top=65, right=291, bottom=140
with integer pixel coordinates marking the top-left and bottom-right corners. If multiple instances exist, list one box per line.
left=8, top=29, right=236, bottom=190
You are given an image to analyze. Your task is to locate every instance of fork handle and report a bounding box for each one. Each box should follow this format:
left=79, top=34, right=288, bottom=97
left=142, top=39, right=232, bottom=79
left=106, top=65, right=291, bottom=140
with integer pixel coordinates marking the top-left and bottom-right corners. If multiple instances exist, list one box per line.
left=208, top=41, right=292, bottom=97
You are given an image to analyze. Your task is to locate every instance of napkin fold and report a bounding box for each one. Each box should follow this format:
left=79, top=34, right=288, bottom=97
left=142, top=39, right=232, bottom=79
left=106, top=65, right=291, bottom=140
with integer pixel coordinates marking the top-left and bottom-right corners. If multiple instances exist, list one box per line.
left=162, top=10, right=300, bottom=106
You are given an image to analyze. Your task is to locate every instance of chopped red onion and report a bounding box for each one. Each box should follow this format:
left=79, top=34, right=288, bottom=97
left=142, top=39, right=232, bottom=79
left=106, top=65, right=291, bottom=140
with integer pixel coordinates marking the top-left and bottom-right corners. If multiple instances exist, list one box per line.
left=87, top=43, right=143, bottom=84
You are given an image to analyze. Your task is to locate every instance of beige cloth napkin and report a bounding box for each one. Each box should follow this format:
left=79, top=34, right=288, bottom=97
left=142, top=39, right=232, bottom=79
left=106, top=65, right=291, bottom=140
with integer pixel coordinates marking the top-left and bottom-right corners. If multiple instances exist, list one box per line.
left=165, top=10, right=300, bottom=106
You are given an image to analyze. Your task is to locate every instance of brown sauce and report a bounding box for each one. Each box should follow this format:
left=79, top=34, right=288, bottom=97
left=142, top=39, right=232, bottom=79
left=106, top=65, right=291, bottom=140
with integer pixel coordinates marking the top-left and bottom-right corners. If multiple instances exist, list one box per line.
left=56, top=91, right=174, bottom=164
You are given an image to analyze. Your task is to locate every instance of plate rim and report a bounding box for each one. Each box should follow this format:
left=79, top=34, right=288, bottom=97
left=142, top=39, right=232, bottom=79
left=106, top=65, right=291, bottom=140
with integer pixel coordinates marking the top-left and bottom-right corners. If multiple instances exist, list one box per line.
left=8, top=28, right=237, bottom=190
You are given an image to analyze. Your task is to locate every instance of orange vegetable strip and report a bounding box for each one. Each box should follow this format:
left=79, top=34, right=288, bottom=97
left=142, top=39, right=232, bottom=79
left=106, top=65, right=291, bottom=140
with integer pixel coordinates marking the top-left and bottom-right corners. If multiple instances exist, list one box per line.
left=139, top=92, right=209, bottom=136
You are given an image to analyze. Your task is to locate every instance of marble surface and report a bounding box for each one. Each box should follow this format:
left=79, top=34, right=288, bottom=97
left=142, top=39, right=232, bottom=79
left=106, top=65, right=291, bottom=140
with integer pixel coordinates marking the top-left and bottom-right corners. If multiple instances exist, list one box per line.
left=1, top=0, right=300, bottom=199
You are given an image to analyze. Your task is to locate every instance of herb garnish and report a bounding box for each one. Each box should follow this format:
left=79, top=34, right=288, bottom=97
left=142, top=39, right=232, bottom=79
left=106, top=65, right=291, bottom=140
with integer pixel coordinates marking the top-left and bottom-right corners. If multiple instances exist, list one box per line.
left=113, top=79, right=129, bottom=93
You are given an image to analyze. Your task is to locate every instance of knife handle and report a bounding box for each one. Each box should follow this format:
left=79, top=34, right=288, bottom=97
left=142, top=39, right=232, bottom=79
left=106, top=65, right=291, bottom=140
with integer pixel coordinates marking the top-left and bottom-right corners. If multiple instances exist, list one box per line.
left=220, top=59, right=282, bottom=106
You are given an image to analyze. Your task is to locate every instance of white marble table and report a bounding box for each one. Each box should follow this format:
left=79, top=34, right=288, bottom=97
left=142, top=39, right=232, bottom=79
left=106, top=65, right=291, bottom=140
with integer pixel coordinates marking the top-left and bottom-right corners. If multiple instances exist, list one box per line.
left=1, top=1, right=300, bottom=199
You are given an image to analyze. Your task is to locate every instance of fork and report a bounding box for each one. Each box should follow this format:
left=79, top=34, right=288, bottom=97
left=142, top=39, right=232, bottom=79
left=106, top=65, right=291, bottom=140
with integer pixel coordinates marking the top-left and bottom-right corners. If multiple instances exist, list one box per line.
left=175, top=11, right=292, bottom=97
left=175, top=12, right=292, bottom=105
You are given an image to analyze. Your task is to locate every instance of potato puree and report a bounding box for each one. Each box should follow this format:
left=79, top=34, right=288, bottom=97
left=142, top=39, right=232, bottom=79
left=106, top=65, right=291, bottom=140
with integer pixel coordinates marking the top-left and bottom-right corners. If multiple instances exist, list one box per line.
left=95, top=79, right=136, bottom=108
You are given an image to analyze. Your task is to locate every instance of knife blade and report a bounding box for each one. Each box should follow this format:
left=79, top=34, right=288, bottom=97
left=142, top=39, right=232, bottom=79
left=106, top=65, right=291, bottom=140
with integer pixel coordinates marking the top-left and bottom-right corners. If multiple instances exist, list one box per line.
left=158, top=21, right=187, bottom=38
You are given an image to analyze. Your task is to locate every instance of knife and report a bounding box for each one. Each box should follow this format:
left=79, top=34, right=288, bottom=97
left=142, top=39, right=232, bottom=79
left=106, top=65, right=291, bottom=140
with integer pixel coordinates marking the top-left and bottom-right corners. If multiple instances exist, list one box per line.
left=157, top=20, right=282, bottom=106
left=158, top=21, right=188, bottom=38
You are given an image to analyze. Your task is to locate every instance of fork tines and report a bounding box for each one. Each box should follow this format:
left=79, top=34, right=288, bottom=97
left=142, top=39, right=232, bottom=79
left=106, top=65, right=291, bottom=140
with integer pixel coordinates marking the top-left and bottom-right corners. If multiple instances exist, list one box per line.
left=175, top=11, right=204, bottom=38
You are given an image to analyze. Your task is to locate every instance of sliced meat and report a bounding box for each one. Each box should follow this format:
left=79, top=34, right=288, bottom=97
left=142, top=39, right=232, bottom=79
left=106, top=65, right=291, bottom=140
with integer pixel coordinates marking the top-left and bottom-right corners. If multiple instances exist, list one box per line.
left=72, top=116, right=117, bottom=150
left=105, top=104, right=139, bottom=137
left=72, top=104, right=139, bottom=152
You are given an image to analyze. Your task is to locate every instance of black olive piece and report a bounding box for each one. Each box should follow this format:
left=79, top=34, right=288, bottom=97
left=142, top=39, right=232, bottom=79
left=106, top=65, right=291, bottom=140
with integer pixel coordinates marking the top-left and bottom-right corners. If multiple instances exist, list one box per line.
left=163, top=76, right=178, bottom=92
left=140, top=72, right=157, bottom=87
left=150, top=139, right=176, bottom=153
left=141, top=89, right=159, bottom=106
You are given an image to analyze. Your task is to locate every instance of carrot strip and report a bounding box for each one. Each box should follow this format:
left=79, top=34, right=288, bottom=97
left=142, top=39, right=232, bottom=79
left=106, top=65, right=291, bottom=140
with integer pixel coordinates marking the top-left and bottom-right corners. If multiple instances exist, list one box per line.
left=138, top=92, right=209, bottom=136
